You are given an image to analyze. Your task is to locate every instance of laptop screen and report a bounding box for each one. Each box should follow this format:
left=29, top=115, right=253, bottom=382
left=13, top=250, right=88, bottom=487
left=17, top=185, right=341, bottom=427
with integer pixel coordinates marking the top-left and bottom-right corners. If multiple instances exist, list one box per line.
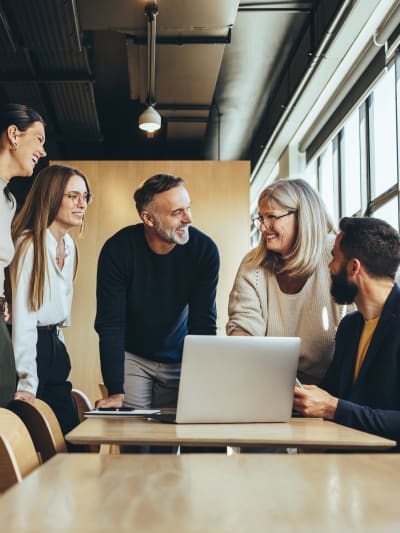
left=175, top=335, right=300, bottom=423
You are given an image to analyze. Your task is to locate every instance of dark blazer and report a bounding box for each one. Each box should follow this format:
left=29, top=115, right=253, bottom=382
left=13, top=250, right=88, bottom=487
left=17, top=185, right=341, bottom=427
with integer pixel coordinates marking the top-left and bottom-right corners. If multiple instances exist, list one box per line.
left=322, top=283, right=400, bottom=450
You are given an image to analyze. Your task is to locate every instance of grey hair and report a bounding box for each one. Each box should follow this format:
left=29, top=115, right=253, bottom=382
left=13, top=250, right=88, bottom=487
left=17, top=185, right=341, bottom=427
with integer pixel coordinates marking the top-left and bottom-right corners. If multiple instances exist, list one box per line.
left=247, top=178, right=335, bottom=278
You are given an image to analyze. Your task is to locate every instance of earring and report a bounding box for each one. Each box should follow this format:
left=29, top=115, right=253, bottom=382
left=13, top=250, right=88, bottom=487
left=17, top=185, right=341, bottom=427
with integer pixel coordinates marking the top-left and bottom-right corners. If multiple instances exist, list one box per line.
left=10, top=141, right=18, bottom=151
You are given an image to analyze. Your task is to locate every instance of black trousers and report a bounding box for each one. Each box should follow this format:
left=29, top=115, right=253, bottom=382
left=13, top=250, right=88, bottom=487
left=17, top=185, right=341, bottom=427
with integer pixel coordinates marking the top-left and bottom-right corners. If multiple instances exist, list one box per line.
left=36, top=327, right=79, bottom=436
left=0, top=314, right=16, bottom=407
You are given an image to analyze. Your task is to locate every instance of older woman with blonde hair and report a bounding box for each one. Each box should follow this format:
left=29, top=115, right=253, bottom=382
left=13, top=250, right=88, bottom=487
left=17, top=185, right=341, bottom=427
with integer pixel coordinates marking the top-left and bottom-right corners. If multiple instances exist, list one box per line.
left=10, top=164, right=92, bottom=435
left=227, top=178, right=348, bottom=384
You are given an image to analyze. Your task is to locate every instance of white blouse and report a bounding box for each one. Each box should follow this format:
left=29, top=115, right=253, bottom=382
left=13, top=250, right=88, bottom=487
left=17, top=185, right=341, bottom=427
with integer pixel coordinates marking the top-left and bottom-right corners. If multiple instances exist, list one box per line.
left=0, top=177, right=16, bottom=296
left=11, top=229, right=75, bottom=394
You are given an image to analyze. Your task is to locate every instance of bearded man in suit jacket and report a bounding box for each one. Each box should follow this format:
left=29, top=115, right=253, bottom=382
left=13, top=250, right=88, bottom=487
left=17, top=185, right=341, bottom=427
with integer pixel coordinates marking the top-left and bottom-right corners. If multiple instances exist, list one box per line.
left=294, top=216, right=400, bottom=450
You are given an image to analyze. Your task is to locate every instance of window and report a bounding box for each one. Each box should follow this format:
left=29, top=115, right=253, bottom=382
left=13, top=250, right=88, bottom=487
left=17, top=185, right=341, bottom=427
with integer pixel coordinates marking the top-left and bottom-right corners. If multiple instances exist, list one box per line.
left=341, top=109, right=361, bottom=216
left=304, top=159, right=318, bottom=189
left=369, top=65, right=397, bottom=198
left=373, top=197, right=399, bottom=231
left=318, top=143, right=336, bottom=220
left=308, top=57, right=399, bottom=230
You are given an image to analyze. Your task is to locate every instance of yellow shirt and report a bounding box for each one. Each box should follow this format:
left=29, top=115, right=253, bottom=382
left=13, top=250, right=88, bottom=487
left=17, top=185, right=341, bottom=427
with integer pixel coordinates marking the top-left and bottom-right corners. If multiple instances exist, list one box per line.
left=354, top=316, right=380, bottom=381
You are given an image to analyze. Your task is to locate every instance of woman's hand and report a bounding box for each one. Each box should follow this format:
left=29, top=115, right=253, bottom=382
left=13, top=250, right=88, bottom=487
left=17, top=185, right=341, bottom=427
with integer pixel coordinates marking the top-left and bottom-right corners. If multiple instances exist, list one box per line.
left=229, top=329, right=251, bottom=336
left=14, top=390, right=36, bottom=402
left=95, top=393, right=125, bottom=409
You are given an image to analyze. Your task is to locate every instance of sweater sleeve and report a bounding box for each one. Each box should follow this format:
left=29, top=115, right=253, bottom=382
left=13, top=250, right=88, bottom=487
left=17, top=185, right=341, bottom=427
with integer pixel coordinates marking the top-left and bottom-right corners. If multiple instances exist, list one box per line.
left=187, top=238, right=219, bottom=335
left=11, top=244, right=39, bottom=395
left=94, top=238, right=129, bottom=395
left=226, top=256, right=268, bottom=336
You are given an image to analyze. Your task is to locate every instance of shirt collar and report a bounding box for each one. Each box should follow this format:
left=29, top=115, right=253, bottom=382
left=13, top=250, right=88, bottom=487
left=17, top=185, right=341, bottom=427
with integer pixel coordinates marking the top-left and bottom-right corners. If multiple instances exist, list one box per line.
left=46, top=228, right=72, bottom=257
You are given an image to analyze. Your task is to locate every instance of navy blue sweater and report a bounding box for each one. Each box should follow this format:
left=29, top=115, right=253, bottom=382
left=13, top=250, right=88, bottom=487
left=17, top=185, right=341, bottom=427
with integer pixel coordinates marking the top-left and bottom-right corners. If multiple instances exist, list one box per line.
left=95, top=224, right=219, bottom=394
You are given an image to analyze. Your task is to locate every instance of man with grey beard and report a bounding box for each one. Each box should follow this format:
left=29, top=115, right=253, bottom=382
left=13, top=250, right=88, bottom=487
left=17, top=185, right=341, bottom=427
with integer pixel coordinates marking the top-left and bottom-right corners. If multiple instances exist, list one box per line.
left=95, top=174, right=219, bottom=410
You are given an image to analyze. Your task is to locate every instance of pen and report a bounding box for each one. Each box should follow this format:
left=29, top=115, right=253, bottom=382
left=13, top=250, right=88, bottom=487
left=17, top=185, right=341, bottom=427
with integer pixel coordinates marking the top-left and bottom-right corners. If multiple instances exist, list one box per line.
left=295, top=378, right=304, bottom=389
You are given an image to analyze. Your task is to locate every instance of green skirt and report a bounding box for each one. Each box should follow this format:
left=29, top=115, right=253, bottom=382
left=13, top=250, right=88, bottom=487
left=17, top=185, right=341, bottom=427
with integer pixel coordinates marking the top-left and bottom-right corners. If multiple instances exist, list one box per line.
left=0, top=315, right=16, bottom=407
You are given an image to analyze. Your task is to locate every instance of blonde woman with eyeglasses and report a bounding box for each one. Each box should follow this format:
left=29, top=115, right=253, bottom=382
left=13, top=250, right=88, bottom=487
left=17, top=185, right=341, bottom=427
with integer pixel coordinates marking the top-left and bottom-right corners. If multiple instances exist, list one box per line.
left=227, top=178, right=350, bottom=385
left=9, top=164, right=93, bottom=435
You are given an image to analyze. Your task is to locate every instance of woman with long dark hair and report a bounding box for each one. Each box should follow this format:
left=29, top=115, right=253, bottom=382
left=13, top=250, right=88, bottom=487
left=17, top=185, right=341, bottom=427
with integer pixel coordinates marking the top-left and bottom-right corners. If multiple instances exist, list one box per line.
left=0, top=103, right=46, bottom=407
left=10, top=164, right=93, bottom=435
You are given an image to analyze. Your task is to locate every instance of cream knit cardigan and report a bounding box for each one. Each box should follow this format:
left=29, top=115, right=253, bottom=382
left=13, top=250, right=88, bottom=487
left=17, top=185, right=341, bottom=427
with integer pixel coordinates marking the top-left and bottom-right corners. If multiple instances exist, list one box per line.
left=226, top=235, right=349, bottom=384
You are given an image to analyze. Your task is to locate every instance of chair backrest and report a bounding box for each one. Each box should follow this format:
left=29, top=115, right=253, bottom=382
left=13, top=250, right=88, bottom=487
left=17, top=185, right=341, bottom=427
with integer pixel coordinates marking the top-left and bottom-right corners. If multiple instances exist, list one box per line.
left=0, top=408, right=40, bottom=493
left=72, top=388, right=101, bottom=453
left=71, top=388, right=93, bottom=422
left=12, top=399, right=67, bottom=463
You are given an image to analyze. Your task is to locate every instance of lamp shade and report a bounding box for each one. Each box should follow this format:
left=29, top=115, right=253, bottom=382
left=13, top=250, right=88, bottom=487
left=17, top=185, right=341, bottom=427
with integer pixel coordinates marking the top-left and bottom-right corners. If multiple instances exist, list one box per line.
left=138, top=105, right=161, bottom=132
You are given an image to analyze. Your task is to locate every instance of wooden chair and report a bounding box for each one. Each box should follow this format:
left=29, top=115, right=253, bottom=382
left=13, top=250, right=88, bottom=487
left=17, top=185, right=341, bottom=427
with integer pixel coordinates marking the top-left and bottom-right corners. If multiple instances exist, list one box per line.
left=0, top=408, right=40, bottom=493
left=12, top=399, right=67, bottom=463
left=71, top=387, right=93, bottom=422
left=71, top=388, right=100, bottom=453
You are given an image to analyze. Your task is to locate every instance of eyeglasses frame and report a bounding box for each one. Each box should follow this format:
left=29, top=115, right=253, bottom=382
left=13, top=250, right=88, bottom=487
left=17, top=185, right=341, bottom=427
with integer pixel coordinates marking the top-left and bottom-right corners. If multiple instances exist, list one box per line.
left=252, top=210, right=297, bottom=230
left=63, top=191, right=94, bottom=206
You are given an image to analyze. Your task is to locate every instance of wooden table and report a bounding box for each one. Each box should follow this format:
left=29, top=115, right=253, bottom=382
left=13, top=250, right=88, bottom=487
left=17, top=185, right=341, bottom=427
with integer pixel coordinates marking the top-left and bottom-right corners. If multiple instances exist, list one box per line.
left=66, top=416, right=396, bottom=451
left=1, top=453, right=399, bottom=531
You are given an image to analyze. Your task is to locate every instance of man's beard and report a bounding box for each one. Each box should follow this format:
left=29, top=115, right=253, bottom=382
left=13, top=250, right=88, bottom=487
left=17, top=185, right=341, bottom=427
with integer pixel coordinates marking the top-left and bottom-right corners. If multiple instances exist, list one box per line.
left=153, top=215, right=189, bottom=245
left=330, top=264, right=358, bottom=304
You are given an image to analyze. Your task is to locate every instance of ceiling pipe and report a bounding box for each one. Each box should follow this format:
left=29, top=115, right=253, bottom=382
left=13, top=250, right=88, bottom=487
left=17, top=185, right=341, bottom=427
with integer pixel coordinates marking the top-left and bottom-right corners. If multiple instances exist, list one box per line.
left=138, top=2, right=161, bottom=133
left=250, top=0, right=354, bottom=183
left=145, top=2, right=157, bottom=106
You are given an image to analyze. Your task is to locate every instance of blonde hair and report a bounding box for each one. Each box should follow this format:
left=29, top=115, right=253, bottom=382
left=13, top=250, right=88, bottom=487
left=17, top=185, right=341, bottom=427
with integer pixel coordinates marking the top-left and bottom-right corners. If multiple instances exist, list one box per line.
left=247, top=178, right=335, bottom=278
left=11, top=165, right=90, bottom=311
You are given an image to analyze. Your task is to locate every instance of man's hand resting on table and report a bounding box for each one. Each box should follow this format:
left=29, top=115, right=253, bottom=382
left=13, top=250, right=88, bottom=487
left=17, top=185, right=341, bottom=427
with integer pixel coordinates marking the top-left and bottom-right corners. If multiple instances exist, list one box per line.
left=293, top=385, right=338, bottom=420
left=95, top=393, right=125, bottom=409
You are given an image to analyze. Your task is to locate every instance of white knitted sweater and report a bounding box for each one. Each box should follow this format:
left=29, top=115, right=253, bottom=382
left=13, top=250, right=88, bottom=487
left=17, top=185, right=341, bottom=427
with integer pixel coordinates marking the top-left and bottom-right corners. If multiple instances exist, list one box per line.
left=226, top=235, right=349, bottom=383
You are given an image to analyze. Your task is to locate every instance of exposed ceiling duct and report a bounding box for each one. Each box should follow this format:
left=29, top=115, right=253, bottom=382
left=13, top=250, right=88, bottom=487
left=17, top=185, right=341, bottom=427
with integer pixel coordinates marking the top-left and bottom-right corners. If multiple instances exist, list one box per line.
left=2, top=0, right=391, bottom=178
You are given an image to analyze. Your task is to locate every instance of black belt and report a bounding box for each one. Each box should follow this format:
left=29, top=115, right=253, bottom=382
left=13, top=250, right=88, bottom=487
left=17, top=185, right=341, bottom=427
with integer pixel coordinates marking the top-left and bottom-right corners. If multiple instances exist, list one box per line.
left=37, top=325, right=59, bottom=332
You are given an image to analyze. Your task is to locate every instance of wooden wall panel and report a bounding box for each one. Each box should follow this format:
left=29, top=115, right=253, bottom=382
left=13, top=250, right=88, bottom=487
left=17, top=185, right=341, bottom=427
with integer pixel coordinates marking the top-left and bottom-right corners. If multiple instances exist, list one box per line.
left=52, top=160, right=250, bottom=402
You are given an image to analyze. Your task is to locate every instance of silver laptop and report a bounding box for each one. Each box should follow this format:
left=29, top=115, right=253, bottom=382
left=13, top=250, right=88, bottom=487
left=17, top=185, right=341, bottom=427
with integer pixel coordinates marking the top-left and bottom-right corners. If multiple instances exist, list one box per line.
left=172, top=335, right=300, bottom=423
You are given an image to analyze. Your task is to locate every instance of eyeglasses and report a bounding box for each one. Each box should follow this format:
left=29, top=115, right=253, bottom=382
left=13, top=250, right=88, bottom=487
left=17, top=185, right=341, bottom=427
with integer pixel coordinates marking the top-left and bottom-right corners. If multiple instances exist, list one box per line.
left=252, top=210, right=297, bottom=230
left=64, top=192, right=94, bottom=205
